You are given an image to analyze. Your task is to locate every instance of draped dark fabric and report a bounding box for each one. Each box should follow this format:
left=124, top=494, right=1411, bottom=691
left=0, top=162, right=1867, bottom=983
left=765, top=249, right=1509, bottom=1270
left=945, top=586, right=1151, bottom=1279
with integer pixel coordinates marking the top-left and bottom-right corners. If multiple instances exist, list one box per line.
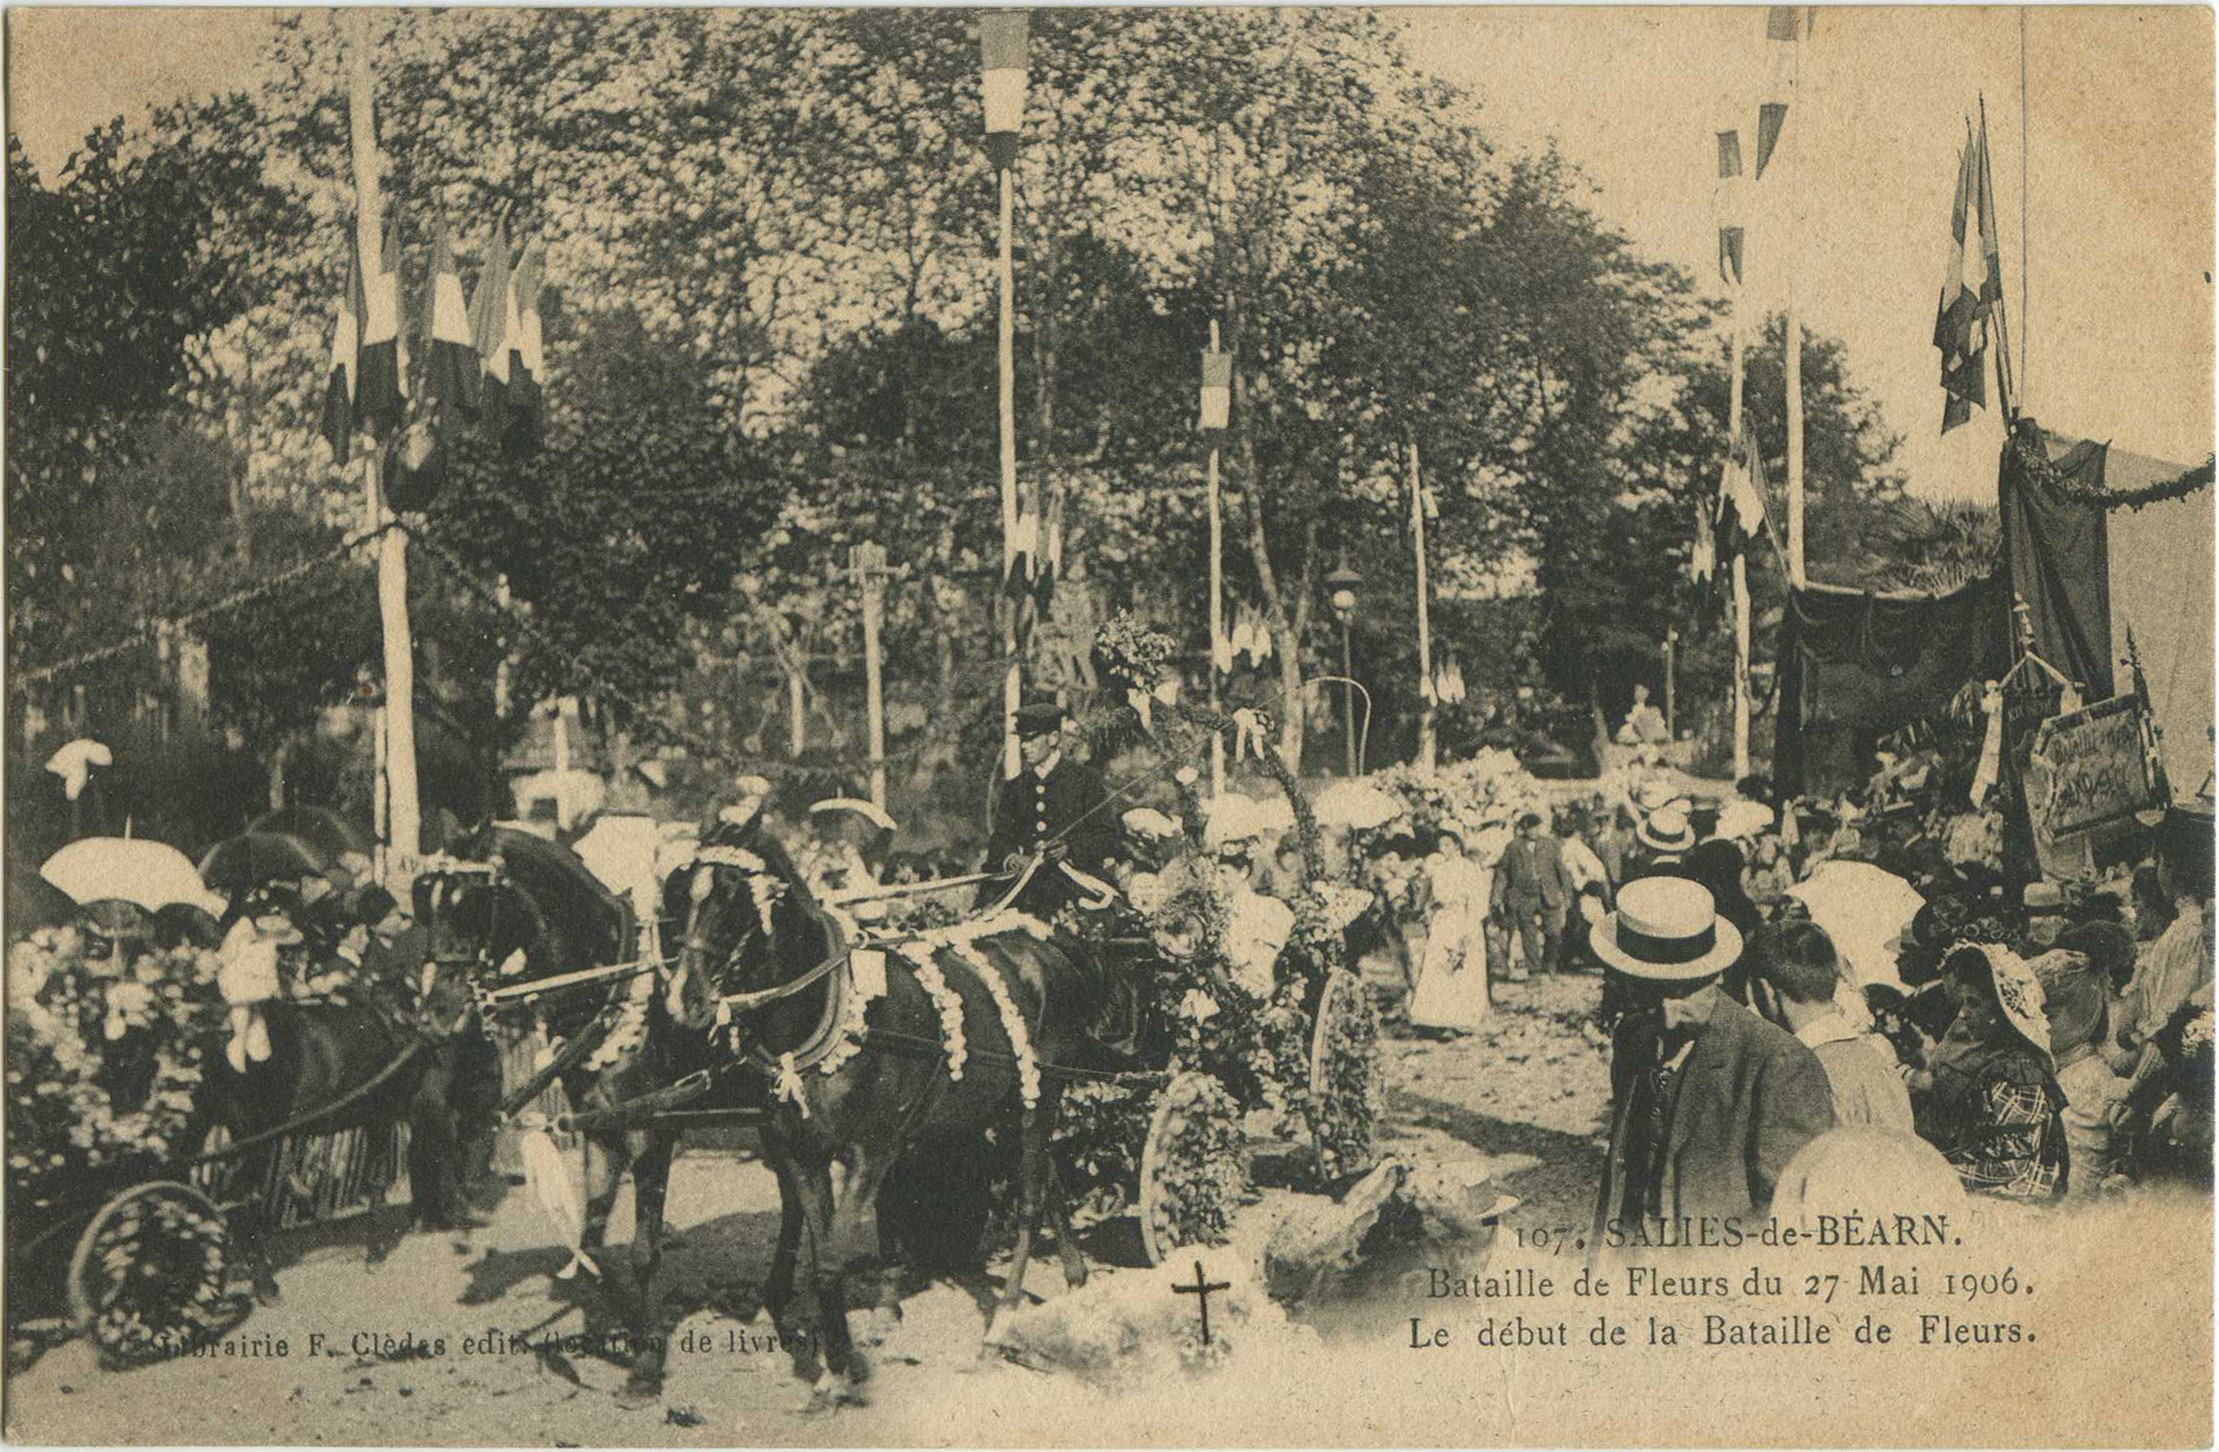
left=2000, top=430, right=2115, bottom=702
left=1774, top=577, right=2008, bottom=796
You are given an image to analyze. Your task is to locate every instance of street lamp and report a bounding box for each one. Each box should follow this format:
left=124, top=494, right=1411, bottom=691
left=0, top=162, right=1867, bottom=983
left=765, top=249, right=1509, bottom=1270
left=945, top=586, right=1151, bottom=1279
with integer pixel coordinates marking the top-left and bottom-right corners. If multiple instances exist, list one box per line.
left=1326, top=556, right=1363, bottom=777
left=980, top=9, right=1031, bottom=779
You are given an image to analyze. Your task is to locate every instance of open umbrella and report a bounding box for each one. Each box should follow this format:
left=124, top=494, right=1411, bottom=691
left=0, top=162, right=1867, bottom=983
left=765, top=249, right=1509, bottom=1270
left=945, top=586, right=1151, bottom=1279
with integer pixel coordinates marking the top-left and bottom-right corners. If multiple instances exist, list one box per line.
left=1312, top=779, right=1404, bottom=832
left=198, top=831, right=326, bottom=894
left=1787, top=860, right=1927, bottom=994
left=1203, top=793, right=1294, bottom=849
left=247, top=806, right=371, bottom=870
left=40, top=838, right=220, bottom=915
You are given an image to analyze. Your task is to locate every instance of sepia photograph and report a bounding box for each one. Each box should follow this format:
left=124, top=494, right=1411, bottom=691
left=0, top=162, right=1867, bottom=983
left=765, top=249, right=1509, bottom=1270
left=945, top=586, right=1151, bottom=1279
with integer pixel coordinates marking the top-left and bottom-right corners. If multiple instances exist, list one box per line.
left=2, top=5, right=2213, bottom=1445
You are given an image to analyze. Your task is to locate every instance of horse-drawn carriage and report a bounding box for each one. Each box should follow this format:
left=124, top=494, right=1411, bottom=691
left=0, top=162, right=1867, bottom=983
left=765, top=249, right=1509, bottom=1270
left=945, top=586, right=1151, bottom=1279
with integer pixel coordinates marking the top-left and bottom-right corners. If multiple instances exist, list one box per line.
left=414, top=731, right=1382, bottom=1407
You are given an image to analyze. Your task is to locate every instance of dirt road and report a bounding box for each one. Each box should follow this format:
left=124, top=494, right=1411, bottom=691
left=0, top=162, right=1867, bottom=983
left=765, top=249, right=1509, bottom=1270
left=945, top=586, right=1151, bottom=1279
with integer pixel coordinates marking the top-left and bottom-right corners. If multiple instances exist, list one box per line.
left=5, top=976, right=1613, bottom=1445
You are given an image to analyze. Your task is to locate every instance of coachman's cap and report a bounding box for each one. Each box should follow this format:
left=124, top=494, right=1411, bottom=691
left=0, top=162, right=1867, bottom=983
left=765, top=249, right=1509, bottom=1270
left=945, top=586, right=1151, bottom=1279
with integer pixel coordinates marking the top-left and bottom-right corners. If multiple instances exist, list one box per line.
left=1013, top=698, right=1067, bottom=738
left=1592, top=876, right=1743, bottom=982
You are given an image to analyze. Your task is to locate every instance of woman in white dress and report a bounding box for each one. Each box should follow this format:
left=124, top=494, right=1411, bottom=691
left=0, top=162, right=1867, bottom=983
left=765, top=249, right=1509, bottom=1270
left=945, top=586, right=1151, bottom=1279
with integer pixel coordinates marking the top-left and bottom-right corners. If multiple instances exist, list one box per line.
left=1409, top=829, right=1497, bottom=1032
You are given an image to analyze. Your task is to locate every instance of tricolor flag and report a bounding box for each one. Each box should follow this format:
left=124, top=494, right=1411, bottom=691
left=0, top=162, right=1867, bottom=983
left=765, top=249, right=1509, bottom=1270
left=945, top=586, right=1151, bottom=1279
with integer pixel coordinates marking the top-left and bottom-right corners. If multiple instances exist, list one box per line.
left=320, top=235, right=364, bottom=465
left=1754, top=7, right=1808, bottom=181
left=422, top=212, right=477, bottom=423
left=357, top=202, right=407, bottom=435
left=507, top=243, right=545, bottom=452
left=1714, top=129, right=1747, bottom=287
left=979, top=10, right=1030, bottom=170
left=1725, top=412, right=1769, bottom=543
left=1934, top=116, right=2002, bottom=434
left=468, top=217, right=514, bottom=435
left=1701, top=411, right=1771, bottom=582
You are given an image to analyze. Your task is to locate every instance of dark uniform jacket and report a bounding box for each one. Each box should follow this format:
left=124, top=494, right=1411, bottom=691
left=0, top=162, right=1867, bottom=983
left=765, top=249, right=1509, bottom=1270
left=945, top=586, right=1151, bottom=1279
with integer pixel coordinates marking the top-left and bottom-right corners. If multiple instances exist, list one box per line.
left=982, top=755, right=1117, bottom=917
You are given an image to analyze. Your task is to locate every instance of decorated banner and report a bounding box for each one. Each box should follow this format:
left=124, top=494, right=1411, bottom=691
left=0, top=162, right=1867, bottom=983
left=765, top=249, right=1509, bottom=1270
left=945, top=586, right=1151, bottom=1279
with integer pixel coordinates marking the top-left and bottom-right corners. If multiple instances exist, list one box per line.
left=2024, top=689, right=2170, bottom=846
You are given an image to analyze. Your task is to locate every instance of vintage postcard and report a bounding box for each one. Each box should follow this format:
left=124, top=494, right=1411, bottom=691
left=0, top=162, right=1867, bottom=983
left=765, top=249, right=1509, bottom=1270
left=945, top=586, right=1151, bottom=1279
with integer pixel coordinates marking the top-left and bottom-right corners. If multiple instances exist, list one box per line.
left=4, top=5, right=2213, bottom=1446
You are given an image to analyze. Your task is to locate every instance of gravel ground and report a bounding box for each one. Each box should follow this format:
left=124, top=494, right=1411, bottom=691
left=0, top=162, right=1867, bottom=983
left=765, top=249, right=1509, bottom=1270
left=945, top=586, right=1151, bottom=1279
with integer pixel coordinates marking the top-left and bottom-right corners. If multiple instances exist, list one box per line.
left=4, top=975, right=1613, bottom=1445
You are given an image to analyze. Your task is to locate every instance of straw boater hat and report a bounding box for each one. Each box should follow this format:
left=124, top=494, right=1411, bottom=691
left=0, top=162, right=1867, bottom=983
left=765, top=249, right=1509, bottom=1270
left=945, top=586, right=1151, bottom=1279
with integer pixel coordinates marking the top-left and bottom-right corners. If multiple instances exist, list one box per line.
left=1636, top=805, right=1697, bottom=854
left=1943, top=941, right=2050, bottom=1058
left=1591, top=876, right=1744, bottom=982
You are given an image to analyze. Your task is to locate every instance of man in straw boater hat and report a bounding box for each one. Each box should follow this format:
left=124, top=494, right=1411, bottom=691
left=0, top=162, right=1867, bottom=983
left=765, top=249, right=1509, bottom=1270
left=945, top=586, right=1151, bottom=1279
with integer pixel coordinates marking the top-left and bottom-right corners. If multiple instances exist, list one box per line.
left=1591, top=877, right=1836, bottom=1253
left=980, top=696, right=1118, bottom=919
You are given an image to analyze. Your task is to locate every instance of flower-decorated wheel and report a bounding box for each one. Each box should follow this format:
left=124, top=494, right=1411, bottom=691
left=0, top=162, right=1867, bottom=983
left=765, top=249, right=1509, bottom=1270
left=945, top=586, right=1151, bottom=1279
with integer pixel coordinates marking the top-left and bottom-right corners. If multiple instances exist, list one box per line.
left=68, top=1181, right=238, bottom=1368
left=1137, top=1071, right=1244, bottom=1267
left=1306, top=970, right=1383, bottom=1181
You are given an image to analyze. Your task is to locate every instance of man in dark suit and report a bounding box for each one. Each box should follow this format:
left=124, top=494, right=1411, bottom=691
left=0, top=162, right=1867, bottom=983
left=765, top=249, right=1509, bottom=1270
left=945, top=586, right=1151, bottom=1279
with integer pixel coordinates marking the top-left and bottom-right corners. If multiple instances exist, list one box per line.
left=981, top=699, right=1117, bottom=919
left=1589, top=877, right=1836, bottom=1254
left=1492, top=810, right=1571, bottom=979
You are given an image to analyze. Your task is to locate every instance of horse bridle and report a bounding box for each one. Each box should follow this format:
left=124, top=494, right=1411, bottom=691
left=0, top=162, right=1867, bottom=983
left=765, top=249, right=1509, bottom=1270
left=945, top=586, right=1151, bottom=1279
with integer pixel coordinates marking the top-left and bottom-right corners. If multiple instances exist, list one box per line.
left=675, top=846, right=775, bottom=994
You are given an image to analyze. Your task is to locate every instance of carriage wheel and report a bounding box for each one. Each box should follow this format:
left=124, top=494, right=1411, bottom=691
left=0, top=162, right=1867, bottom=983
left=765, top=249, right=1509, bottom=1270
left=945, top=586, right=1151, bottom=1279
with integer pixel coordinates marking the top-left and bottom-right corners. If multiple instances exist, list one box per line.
left=1306, top=970, right=1383, bottom=1182
left=68, top=1181, right=239, bottom=1368
left=1137, top=1072, right=1245, bottom=1267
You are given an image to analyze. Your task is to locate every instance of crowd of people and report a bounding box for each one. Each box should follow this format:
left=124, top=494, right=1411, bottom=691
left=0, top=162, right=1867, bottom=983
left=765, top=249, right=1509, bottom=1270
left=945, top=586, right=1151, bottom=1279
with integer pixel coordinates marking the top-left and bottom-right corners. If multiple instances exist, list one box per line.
left=1401, top=764, right=2217, bottom=1236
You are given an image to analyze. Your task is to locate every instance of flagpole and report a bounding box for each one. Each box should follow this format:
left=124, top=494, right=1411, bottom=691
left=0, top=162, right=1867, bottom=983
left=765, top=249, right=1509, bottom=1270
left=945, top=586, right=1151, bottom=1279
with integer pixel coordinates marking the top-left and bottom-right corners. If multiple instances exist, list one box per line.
left=1206, top=319, right=1226, bottom=799
left=2019, top=7, right=2031, bottom=405
left=347, top=10, right=420, bottom=893
left=1729, top=293, right=1752, bottom=783
left=1407, top=430, right=1436, bottom=772
left=1783, top=17, right=1806, bottom=589
left=997, top=161, right=1021, bottom=781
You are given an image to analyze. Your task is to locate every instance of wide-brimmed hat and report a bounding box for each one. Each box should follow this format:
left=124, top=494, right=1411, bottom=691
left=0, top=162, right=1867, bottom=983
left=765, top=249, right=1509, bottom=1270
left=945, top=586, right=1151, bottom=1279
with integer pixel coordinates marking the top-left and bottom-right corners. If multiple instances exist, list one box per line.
left=1013, top=698, right=1067, bottom=738
left=1592, top=876, right=1743, bottom=982
left=1637, top=806, right=1696, bottom=854
left=1943, top=942, right=2050, bottom=1057
left=1711, top=799, right=1776, bottom=843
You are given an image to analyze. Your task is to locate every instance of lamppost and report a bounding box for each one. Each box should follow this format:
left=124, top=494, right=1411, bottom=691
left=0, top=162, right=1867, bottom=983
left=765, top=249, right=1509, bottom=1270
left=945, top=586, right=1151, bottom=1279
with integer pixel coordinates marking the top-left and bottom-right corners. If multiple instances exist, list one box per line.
left=981, top=9, right=1031, bottom=780
left=1326, top=556, right=1362, bottom=777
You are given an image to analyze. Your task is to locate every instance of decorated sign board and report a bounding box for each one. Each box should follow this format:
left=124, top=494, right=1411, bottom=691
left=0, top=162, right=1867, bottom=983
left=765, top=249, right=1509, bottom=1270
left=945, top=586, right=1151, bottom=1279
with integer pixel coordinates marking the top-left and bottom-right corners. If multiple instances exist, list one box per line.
left=2024, top=690, right=2170, bottom=846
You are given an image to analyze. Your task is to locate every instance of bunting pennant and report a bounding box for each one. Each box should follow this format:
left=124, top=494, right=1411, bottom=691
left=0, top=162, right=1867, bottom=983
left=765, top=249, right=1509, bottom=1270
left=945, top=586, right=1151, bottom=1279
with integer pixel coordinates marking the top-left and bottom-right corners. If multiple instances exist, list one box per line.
left=422, top=212, right=477, bottom=424
left=1754, top=7, right=1805, bottom=181
left=979, top=11, right=1031, bottom=169
left=1714, top=129, right=1747, bottom=286
left=356, top=202, right=407, bottom=435
left=1935, top=115, right=2003, bottom=434
left=507, top=242, right=546, bottom=451
left=1727, top=412, right=1769, bottom=540
left=319, top=234, right=364, bottom=465
left=468, top=217, right=514, bottom=436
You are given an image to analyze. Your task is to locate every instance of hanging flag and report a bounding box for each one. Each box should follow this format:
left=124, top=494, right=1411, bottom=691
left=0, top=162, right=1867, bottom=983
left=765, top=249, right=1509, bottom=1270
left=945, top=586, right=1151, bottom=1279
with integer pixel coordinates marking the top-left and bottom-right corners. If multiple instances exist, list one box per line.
left=1934, top=117, right=2002, bottom=433
left=979, top=11, right=1031, bottom=171
left=1754, top=7, right=1805, bottom=181
left=1031, top=487, right=1063, bottom=610
left=320, top=233, right=364, bottom=465
left=507, top=242, right=546, bottom=452
left=422, top=211, right=477, bottom=424
left=356, top=202, right=407, bottom=435
left=1714, top=130, right=1747, bottom=286
left=468, top=217, right=514, bottom=436
left=1692, top=496, right=1718, bottom=584
left=1727, top=413, right=1769, bottom=541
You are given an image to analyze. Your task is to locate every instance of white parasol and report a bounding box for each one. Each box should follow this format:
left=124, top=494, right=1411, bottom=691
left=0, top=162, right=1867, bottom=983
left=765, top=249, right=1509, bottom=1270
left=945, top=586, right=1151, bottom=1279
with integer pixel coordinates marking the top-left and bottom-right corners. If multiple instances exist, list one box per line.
left=1312, top=778, right=1404, bottom=832
left=1786, top=860, right=1927, bottom=994
left=1203, top=793, right=1294, bottom=849
left=41, top=838, right=222, bottom=916
left=1121, top=807, right=1181, bottom=839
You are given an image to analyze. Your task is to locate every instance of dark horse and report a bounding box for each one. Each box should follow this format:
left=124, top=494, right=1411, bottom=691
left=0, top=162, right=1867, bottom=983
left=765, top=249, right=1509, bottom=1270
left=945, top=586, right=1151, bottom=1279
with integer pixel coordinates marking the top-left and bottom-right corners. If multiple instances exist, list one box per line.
left=196, top=966, right=484, bottom=1304
left=416, top=823, right=703, bottom=1400
left=657, top=811, right=1112, bottom=1411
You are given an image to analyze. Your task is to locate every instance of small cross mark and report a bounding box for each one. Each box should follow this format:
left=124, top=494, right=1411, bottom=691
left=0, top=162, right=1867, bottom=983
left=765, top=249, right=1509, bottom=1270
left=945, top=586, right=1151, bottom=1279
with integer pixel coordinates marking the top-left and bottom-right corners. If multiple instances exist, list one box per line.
left=1172, top=1259, right=1232, bottom=1345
